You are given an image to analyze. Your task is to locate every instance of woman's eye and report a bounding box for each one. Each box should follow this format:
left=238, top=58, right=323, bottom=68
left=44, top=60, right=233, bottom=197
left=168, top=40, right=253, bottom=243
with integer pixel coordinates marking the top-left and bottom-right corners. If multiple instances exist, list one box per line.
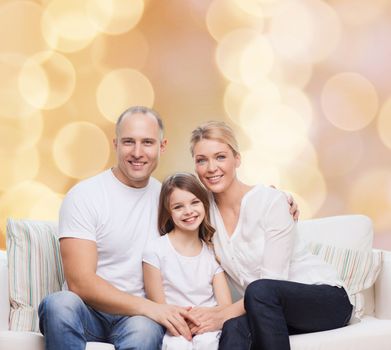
left=196, top=158, right=206, bottom=164
left=217, top=155, right=226, bottom=160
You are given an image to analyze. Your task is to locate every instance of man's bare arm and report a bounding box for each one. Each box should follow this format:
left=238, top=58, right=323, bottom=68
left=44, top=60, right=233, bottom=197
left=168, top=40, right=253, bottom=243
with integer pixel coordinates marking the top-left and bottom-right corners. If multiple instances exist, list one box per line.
left=60, top=238, right=197, bottom=340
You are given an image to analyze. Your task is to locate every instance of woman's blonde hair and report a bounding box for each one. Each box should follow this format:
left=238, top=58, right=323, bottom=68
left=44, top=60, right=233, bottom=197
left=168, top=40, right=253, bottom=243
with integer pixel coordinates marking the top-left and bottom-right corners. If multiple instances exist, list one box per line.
left=190, top=121, right=240, bottom=157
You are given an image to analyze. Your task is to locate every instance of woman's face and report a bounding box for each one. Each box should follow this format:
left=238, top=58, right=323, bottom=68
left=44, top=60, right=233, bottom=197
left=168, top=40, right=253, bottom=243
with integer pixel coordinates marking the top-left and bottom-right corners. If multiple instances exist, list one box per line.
left=193, top=138, right=240, bottom=194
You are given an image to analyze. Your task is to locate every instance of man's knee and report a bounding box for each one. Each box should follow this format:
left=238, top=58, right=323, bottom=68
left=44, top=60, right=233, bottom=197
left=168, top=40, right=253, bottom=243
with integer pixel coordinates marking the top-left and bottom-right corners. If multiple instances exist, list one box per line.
left=39, top=291, right=84, bottom=332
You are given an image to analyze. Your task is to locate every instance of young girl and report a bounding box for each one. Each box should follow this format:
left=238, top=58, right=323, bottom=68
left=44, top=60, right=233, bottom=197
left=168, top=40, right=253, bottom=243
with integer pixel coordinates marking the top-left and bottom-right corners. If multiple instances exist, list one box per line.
left=142, top=172, right=232, bottom=350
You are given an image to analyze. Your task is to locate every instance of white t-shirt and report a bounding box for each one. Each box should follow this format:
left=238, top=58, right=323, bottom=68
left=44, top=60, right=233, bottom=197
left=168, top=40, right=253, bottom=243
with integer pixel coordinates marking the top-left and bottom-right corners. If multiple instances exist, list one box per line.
left=143, top=235, right=223, bottom=307
left=59, top=169, right=161, bottom=296
left=210, top=185, right=343, bottom=296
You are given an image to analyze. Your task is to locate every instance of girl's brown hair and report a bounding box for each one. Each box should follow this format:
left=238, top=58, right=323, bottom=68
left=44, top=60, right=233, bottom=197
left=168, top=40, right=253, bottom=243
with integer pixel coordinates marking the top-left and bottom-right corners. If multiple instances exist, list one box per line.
left=158, top=172, right=215, bottom=245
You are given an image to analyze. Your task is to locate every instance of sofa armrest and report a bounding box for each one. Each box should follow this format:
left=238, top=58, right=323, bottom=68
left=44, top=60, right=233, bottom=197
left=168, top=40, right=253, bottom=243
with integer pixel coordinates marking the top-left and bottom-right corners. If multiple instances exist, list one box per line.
left=0, top=256, right=10, bottom=331
left=375, top=249, right=391, bottom=319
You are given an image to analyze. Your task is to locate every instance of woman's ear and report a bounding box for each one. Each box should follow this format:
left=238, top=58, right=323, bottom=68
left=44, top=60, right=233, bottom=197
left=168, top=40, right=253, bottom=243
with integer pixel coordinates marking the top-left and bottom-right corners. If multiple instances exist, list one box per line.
left=235, top=153, right=241, bottom=168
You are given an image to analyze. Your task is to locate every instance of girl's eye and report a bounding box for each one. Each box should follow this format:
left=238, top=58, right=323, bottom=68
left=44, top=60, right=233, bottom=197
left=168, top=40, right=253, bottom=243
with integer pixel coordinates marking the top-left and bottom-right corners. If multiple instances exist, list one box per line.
left=172, top=205, right=182, bottom=210
left=192, top=200, right=201, bottom=205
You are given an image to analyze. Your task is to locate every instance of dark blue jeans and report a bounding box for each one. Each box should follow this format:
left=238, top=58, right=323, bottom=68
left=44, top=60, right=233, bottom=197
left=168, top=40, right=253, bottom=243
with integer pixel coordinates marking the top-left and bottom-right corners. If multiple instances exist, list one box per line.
left=219, top=279, right=353, bottom=350
left=38, top=291, right=164, bottom=350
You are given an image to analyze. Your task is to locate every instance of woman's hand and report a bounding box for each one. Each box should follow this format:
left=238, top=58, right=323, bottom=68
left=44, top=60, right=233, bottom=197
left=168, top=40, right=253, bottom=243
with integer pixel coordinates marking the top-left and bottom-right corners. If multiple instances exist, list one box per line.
left=188, top=306, right=226, bottom=335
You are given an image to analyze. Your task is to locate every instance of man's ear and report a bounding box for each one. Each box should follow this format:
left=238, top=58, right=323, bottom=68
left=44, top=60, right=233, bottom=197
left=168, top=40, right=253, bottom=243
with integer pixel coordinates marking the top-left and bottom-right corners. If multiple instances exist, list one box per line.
left=160, top=138, right=168, bottom=153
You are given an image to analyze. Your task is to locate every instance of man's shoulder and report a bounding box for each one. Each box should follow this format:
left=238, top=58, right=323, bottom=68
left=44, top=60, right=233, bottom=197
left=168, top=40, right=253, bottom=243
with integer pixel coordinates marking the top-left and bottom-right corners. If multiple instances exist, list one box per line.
left=67, top=170, right=110, bottom=197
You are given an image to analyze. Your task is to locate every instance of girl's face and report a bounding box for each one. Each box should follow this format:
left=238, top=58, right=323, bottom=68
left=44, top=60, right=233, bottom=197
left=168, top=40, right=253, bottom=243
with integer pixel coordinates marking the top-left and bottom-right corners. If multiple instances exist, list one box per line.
left=169, top=188, right=206, bottom=233
left=193, top=138, right=240, bottom=194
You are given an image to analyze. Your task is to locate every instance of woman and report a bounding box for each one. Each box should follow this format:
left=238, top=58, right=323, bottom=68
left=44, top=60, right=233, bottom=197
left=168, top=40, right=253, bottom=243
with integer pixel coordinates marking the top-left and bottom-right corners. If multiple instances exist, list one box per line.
left=187, top=121, right=353, bottom=350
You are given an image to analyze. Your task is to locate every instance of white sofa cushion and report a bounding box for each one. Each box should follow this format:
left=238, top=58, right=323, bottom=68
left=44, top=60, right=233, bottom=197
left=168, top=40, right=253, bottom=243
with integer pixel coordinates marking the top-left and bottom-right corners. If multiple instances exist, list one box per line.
left=6, top=219, right=63, bottom=332
left=290, top=316, right=391, bottom=350
left=297, top=215, right=373, bottom=251
left=0, top=331, right=115, bottom=350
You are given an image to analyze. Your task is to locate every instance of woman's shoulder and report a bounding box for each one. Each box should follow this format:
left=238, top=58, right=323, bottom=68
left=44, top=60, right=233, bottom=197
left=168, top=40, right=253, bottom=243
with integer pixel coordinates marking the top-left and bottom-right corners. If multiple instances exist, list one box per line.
left=246, top=184, right=286, bottom=203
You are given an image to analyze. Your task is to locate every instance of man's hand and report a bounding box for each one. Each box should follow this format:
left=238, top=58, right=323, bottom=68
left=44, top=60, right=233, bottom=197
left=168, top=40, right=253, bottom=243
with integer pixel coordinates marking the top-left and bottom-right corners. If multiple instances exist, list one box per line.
left=287, top=193, right=300, bottom=221
left=187, top=306, right=225, bottom=335
left=146, top=303, right=200, bottom=340
left=270, top=185, right=300, bottom=221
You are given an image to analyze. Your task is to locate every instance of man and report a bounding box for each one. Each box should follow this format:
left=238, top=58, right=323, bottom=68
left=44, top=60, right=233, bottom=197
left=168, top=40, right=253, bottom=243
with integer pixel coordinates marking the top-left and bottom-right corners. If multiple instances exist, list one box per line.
left=39, top=106, right=197, bottom=350
left=39, top=106, right=299, bottom=350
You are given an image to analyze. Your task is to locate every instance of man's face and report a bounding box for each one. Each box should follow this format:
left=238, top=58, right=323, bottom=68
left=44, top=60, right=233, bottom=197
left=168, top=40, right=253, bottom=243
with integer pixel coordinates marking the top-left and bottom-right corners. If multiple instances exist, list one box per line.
left=113, top=112, right=166, bottom=188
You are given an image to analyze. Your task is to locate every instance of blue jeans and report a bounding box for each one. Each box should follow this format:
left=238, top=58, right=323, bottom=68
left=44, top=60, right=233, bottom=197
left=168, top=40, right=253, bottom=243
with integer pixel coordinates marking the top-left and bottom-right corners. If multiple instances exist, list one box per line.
left=219, top=279, right=353, bottom=350
left=38, top=291, right=164, bottom=350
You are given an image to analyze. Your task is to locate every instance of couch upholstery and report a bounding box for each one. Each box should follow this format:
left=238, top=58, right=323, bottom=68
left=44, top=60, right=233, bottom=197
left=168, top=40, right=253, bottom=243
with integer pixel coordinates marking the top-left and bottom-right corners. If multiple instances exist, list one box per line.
left=1, top=215, right=391, bottom=350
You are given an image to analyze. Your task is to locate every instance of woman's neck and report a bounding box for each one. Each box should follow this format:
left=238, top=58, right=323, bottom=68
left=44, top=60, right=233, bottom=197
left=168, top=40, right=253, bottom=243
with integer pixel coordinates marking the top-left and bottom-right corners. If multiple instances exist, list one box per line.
left=214, top=179, right=252, bottom=210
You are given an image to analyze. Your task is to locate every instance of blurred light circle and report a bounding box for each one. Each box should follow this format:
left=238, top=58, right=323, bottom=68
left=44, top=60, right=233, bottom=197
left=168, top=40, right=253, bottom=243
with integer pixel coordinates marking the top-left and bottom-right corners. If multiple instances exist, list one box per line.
left=41, top=0, right=98, bottom=52
left=377, top=98, right=391, bottom=150
left=280, top=162, right=327, bottom=218
left=18, top=51, right=76, bottom=109
left=333, top=0, right=389, bottom=26
left=232, top=0, right=274, bottom=18
left=53, top=122, right=110, bottom=179
left=0, top=147, right=40, bottom=190
left=241, top=104, right=309, bottom=164
left=239, top=80, right=281, bottom=124
left=206, top=0, right=264, bottom=42
left=87, top=0, right=144, bottom=35
left=0, top=1, right=48, bottom=55
left=238, top=150, right=281, bottom=186
left=223, top=82, right=250, bottom=122
left=280, top=86, right=313, bottom=126
left=321, top=72, right=379, bottom=131
left=348, top=169, right=391, bottom=232
left=0, top=54, right=39, bottom=119
left=318, top=129, right=363, bottom=178
left=216, top=29, right=258, bottom=83
left=0, top=111, right=43, bottom=151
left=270, top=57, right=313, bottom=88
left=240, top=36, right=274, bottom=87
left=269, top=0, right=341, bottom=63
left=0, top=181, right=62, bottom=230
left=90, top=29, right=149, bottom=72
left=96, top=69, right=154, bottom=122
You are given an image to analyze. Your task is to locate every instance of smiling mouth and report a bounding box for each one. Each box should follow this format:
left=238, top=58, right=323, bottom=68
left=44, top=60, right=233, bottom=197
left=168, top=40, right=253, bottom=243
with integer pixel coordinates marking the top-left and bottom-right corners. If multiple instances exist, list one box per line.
left=128, top=160, right=146, bottom=168
left=182, top=216, right=198, bottom=223
left=206, top=174, right=223, bottom=183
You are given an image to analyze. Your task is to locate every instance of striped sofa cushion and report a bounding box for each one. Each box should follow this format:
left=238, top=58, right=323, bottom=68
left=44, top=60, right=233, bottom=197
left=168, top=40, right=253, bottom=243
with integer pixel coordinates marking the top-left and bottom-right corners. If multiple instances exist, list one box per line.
left=308, top=242, right=382, bottom=318
left=6, top=218, right=64, bottom=332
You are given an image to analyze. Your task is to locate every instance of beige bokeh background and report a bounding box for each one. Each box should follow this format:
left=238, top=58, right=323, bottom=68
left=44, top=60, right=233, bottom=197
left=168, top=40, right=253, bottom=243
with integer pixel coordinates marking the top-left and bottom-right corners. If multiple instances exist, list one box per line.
left=1, top=0, right=391, bottom=250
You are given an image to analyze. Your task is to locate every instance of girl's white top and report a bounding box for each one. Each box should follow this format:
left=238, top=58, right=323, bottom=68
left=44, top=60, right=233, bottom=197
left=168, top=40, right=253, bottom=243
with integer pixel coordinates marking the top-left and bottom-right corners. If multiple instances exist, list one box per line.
left=210, top=185, right=343, bottom=296
left=143, top=234, right=223, bottom=306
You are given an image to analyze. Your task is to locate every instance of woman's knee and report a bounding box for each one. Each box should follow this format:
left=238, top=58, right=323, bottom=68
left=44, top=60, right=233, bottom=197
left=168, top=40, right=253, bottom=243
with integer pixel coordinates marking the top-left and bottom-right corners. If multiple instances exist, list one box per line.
left=244, top=279, right=282, bottom=310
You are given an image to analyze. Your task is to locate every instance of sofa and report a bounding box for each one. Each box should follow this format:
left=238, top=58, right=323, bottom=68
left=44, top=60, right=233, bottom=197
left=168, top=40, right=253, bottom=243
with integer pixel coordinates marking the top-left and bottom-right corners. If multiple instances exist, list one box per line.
left=1, top=215, right=391, bottom=350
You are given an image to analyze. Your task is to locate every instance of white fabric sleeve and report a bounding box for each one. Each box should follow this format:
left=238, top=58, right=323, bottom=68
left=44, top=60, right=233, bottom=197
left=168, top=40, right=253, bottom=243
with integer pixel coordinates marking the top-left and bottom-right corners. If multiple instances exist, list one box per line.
left=142, top=239, right=161, bottom=270
left=208, top=246, right=224, bottom=275
left=59, top=190, right=97, bottom=241
left=261, top=191, right=296, bottom=280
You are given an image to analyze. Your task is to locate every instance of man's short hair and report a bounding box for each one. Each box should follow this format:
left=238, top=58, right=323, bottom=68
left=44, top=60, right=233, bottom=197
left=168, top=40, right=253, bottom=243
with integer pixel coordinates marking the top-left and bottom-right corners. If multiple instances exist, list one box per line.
left=115, top=106, right=164, bottom=139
